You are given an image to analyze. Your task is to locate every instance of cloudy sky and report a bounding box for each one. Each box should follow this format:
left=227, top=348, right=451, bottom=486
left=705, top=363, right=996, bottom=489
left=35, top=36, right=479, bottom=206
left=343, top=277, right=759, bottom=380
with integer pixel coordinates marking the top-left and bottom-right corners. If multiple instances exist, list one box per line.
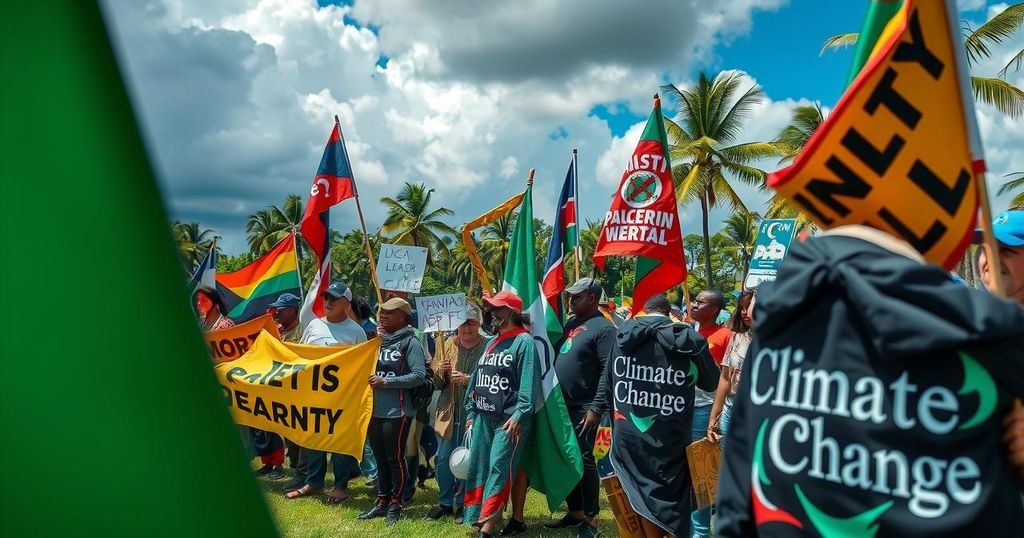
left=101, top=0, right=1023, bottom=255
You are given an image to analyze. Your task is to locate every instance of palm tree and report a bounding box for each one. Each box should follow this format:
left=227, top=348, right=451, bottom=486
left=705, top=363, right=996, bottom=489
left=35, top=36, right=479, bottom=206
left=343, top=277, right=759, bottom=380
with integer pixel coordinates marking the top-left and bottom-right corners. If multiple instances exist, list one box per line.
left=246, top=194, right=303, bottom=254
left=822, top=3, right=1024, bottom=117
left=767, top=104, right=826, bottom=230
left=478, top=212, right=518, bottom=287
left=721, top=211, right=761, bottom=270
left=380, top=182, right=458, bottom=264
left=662, top=71, right=786, bottom=284
left=999, top=172, right=1024, bottom=207
left=171, top=221, right=217, bottom=271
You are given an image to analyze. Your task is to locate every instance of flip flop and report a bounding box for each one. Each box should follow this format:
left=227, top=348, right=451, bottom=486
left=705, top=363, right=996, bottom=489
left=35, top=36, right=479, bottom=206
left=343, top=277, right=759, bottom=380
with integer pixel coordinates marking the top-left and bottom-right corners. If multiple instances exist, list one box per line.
left=285, top=485, right=322, bottom=499
left=324, top=488, right=349, bottom=505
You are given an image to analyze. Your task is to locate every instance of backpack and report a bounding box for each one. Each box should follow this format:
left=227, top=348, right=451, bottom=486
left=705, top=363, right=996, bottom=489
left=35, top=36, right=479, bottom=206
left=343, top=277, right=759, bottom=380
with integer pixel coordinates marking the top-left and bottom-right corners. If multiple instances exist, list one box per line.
left=403, top=330, right=435, bottom=410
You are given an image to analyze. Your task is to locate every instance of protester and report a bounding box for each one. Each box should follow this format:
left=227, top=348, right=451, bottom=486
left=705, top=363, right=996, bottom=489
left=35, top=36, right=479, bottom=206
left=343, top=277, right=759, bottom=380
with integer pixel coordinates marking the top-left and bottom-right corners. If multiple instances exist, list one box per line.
left=285, top=281, right=367, bottom=503
left=356, top=298, right=425, bottom=525
left=463, top=291, right=540, bottom=538
left=707, top=289, right=754, bottom=445
left=716, top=225, right=1024, bottom=536
left=349, top=295, right=378, bottom=339
left=591, top=294, right=719, bottom=538
left=264, top=293, right=305, bottom=477
left=544, top=277, right=615, bottom=538
left=688, top=289, right=728, bottom=538
left=196, top=288, right=234, bottom=331
left=977, top=208, right=1023, bottom=306
left=427, top=303, right=488, bottom=524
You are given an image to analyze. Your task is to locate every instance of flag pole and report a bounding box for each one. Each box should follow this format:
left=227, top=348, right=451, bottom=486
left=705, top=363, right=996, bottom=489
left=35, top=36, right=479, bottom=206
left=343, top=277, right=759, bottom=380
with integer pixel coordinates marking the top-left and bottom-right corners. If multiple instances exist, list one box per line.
left=572, top=148, right=581, bottom=282
left=292, top=232, right=305, bottom=302
left=335, top=115, right=384, bottom=305
left=943, top=0, right=1005, bottom=296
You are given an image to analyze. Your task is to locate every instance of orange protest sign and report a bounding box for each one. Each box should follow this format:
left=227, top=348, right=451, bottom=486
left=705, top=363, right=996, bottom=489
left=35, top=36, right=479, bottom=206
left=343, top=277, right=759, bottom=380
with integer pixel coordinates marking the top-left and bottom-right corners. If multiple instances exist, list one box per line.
left=768, top=0, right=980, bottom=268
left=204, top=314, right=280, bottom=363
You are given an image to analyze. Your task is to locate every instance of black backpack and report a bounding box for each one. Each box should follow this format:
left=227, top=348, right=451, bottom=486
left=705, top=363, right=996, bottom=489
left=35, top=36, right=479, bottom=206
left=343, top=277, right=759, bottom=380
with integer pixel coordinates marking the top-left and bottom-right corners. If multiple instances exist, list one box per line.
left=403, top=331, right=435, bottom=410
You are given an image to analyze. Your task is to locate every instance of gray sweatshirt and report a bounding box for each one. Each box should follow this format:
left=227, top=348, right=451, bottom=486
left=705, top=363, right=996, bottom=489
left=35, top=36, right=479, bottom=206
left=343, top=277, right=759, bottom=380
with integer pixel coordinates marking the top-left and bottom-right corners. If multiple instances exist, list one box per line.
left=372, top=325, right=426, bottom=418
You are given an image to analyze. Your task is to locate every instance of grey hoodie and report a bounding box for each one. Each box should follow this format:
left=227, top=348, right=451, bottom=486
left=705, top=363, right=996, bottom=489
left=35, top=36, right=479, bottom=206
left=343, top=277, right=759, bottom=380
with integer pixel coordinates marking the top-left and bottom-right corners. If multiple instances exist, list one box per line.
left=372, top=325, right=425, bottom=419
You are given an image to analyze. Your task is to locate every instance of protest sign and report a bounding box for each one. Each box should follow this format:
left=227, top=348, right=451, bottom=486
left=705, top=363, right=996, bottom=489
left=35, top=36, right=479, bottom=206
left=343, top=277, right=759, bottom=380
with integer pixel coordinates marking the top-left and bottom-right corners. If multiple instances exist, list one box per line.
left=214, top=332, right=379, bottom=456
left=376, top=243, right=428, bottom=292
left=743, top=219, right=796, bottom=289
left=686, top=438, right=722, bottom=510
left=767, top=0, right=980, bottom=268
left=205, top=314, right=280, bottom=364
left=415, top=293, right=467, bottom=333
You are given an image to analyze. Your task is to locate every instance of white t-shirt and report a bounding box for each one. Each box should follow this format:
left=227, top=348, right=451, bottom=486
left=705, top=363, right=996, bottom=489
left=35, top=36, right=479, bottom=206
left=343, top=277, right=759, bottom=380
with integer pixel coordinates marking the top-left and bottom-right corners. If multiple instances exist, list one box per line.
left=721, top=331, right=752, bottom=403
left=300, top=317, right=368, bottom=346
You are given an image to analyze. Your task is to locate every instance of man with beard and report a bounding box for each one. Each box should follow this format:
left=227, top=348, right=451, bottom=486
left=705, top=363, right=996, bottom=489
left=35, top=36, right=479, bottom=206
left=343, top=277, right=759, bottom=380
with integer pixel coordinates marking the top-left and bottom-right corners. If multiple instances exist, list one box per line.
left=592, top=294, right=719, bottom=537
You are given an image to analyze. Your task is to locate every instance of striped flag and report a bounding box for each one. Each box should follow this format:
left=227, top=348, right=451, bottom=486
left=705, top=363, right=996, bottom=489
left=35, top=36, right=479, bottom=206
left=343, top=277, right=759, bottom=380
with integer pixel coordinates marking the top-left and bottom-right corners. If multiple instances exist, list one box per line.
left=503, top=183, right=584, bottom=511
left=540, top=159, right=579, bottom=342
left=299, top=118, right=356, bottom=326
left=847, top=0, right=904, bottom=85
left=188, top=239, right=217, bottom=293
left=216, top=234, right=301, bottom=322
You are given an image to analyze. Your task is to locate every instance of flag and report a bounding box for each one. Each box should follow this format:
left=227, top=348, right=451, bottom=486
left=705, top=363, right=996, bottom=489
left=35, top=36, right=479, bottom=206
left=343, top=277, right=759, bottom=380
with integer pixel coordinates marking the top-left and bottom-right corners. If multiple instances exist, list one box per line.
left=188, top=239, right=217, bottom=293
left=593, top=95, right=686, bottom=314
left=299, top=119, right=356, bottom=325
left=540, top=159, right=578, bottom=342
left=460, top=191, right=526, bottom=294
left=502, top=183, right=584, bottom=511
left=3, top=2, right=274, bottom=533
left=847, top=0, right=905, bottom=85
left=768, top=0, right=983, bottom=268
left=216, top=234, right=301, bottom=322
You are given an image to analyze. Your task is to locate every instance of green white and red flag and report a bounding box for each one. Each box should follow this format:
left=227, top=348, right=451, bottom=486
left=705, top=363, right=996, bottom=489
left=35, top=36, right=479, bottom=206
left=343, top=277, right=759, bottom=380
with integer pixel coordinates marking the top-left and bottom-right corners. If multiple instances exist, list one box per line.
left=592, top=95, right=686, bottom=313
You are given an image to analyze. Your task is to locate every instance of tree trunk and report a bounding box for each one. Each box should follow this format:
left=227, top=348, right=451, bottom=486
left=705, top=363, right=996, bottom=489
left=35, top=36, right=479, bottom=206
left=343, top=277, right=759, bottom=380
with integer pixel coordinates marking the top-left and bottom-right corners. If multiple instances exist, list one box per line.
left=701, top=190, right=712, bottom=289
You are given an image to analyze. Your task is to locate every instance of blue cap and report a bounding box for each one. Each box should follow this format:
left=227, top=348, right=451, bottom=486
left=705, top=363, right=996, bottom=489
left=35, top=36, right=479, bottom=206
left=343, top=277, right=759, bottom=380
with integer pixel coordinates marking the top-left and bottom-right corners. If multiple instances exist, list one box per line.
left=323, top=281, right=353, bottom=300
left=268, top=292, right=301, bottom=309
left=993, top=210, right=1024, bottom=247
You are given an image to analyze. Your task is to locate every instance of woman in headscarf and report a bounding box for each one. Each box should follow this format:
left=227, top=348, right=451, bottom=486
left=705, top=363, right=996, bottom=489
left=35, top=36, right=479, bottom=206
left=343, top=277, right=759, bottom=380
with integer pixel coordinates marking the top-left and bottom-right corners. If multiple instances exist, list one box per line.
left=195, top=288, right=234, bottom=331
left=463, top=291, right=540, bottom=538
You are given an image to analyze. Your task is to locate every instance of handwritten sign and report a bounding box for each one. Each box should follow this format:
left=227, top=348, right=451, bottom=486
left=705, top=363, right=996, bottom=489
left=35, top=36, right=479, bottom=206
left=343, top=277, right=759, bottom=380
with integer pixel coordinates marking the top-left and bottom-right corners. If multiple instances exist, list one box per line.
left=415, top=293, right=467, bottom=333
left=376, top=243, right=428, bottom=293
left=743, top=218, right=796, bottom=289
left=686, top=438, right=722, bottom=510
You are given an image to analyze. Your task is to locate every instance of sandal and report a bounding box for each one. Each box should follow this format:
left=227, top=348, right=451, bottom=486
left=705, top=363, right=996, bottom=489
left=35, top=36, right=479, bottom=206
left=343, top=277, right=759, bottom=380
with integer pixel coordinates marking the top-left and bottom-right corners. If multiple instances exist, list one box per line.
left=285, top=485, right=322, bottom=499
left=324, top=487, right=349, bottom=505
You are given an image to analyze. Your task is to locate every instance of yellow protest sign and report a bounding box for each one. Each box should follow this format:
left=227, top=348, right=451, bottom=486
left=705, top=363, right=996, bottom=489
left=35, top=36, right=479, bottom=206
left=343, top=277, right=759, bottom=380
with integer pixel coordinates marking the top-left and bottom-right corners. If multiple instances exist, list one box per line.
left=204, top=314, right=280, bottom=364
left=214, top=332, right=379, bottom=457
left=768, top=0, right=980, bottom=268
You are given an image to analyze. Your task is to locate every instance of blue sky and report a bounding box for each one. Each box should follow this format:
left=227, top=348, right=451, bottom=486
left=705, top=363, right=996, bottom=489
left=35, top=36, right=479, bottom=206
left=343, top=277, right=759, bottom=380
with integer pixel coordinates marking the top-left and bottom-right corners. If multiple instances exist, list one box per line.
left=105, top=0, right=1020, bottom=255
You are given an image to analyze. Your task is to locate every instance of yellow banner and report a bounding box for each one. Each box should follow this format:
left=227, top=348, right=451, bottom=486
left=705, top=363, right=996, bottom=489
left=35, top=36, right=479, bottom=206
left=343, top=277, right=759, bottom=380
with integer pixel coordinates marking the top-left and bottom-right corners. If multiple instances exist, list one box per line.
left=205, top=314, right=280, bottom=364
left=461, top=191, right=524, bottom=295
left=214, top=332, right=380, bottom=456
left=768, top=0, right=979, bottom=268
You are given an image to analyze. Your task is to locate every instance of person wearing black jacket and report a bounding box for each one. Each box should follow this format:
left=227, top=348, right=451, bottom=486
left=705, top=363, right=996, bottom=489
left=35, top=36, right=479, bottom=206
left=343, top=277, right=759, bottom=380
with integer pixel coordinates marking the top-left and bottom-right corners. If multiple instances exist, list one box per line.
left=592, top=294, right=719, bottom=537
left=716, top=225, right=1024, bottom=537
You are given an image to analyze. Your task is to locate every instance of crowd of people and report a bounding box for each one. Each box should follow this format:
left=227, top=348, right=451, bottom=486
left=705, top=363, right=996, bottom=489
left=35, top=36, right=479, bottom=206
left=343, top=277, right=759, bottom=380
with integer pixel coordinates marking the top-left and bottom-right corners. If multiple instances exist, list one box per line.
left=199, top=209, right=1024, bottom=537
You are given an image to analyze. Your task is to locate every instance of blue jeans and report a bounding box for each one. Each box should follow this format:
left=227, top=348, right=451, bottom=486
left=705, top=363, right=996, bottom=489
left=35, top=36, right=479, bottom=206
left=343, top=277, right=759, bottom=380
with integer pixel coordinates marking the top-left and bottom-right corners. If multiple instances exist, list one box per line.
left=435, top=419, right=465, bottom=508
left=720, top=399, right=734, bottom=448
left=360, top=442, right=377, bottom=480
left=305, top=450, right=359, bottom=490
left=690, top=405, right=712, bottom=538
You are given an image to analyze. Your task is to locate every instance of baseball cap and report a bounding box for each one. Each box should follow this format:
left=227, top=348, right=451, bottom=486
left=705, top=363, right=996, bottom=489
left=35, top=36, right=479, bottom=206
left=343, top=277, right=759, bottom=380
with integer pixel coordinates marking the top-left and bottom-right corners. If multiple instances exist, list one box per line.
left=379, top=297, right=412, bottom=314
left=993, top=210, right=1024, bottom=247
left=565, top=277, right=602, bottom=296
left=465, top=302, right=483, bottom=323
left=482, top=291, right=523, bottom=312
left=323, top=281, right=353, bottom=301
left=268, top=293, right=301, bottom=309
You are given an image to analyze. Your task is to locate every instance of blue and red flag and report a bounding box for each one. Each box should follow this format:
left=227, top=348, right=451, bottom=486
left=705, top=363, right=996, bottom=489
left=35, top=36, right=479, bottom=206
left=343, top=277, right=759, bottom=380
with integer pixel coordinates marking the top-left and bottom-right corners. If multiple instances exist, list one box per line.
left=298, top=118, right=357, bottom=324
left=541, top=158, right=578, bottom=342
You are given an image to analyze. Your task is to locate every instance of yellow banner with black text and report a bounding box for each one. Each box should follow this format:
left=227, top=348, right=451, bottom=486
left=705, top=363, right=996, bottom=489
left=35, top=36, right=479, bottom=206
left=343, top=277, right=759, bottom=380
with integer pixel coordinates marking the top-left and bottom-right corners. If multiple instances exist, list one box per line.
left=214, top=331, right=379, bottom=457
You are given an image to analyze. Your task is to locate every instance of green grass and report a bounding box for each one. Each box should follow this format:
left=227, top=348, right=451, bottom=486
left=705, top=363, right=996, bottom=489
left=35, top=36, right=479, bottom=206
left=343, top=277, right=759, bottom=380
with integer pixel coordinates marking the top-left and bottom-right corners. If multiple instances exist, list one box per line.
left=258, top=471, right=621, bottom=537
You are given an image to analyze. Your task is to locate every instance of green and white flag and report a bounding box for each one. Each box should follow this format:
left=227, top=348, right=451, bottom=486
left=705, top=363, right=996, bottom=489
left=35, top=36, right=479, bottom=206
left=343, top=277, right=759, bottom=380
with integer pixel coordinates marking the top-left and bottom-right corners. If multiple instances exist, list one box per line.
left=502, top=184, right=584, bottom=511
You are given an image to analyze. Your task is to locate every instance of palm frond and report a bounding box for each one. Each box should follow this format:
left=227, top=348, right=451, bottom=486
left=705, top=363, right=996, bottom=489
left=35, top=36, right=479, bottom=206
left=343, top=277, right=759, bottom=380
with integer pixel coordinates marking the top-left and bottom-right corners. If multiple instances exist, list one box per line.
left=709, top=172, right=749, bottom=214
left=820, top=32, right=859, bottom=56
left=964, top=3, right=1024, bottom=65
left=717, top=142, right=786, bottom=164
left=971, top=75, right=1024, bottom=117
left=998, top=46, right=1024, bottom=77
left=715, top=82, right=764, bottom=143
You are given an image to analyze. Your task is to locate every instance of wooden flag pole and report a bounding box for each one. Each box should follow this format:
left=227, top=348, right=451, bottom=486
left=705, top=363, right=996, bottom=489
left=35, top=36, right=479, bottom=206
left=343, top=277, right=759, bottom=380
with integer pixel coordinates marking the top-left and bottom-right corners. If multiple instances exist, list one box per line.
left=527, top=167, right=535, bottom=187
left=335, top=115, right=383, bottom=305
left=292, top=232, right=305, bottom=302
left=573, top=148, right=581, bottom=282
left=975, top=172, right=1006, bottom=297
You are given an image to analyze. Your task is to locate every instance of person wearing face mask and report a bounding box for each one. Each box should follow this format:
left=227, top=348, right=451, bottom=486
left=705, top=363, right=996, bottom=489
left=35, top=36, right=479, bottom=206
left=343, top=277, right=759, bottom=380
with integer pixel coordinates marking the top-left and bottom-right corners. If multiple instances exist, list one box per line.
left=426, top=303, right=489, bottom=524
left=462, top=292, right=541, bottom=538
left=195, top=288, right=234, bottom=331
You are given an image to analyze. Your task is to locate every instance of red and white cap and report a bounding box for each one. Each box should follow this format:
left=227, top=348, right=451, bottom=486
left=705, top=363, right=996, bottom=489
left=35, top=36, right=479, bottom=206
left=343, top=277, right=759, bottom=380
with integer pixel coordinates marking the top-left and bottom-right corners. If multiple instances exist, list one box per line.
left=482, top=291, right=524, bottom=312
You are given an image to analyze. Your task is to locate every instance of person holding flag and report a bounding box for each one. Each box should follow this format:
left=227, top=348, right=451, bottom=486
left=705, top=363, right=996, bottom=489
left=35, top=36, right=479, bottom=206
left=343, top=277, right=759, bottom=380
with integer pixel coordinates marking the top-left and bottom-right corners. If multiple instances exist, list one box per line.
left=462, top=291, right=540, bottom=537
